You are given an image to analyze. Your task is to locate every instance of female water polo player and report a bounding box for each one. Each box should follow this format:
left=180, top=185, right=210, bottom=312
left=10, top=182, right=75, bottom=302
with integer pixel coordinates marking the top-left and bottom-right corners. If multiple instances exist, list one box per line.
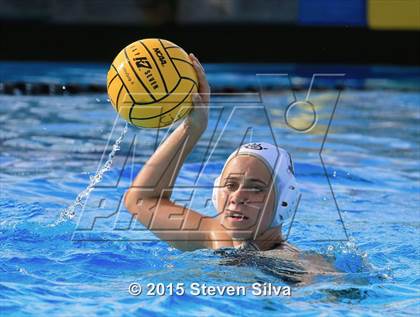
left=124, top=53, right=301, bottom=254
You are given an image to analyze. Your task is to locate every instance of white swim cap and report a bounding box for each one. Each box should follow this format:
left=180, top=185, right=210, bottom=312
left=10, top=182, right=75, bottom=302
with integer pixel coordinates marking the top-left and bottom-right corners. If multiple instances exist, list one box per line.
left=212, top=142, right=300, bottom=227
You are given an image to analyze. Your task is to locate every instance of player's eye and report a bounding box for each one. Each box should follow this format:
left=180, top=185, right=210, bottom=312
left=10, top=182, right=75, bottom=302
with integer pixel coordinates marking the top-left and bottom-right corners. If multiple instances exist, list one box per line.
left=225, top=183, right=238, bottom=191
left=249, top=186, right=264, bottom=192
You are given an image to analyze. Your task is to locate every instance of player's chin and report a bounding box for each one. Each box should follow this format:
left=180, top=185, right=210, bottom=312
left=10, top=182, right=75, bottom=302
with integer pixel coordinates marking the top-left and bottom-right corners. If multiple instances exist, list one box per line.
left=227, top=228, right=254, bottom=241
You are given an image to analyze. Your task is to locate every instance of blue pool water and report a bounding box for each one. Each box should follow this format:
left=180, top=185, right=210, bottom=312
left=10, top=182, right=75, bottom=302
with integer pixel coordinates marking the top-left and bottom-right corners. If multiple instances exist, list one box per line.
left=1, top=63, right=419, bottom=316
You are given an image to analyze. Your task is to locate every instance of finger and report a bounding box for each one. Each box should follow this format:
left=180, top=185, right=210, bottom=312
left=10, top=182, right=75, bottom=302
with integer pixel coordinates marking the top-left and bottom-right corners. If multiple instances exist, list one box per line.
left=190, top=53, right=205, bottom=73
left=192, top=61, right=209, bottom=89
left=189, top=53, right=201, bottom=70
left=192, top=61, right=210, bottom=95
left=190, top=54, right=208, bottom=87
left=189, top=54, right=210, bottom=102
left=192, top=92, right=202, bottom=105
left=188, top=53, right=196, bottom=64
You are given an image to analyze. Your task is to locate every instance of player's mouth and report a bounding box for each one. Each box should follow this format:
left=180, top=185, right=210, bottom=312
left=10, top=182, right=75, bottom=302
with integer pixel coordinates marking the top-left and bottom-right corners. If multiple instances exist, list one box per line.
left=225, top=211, right=249, bottom=222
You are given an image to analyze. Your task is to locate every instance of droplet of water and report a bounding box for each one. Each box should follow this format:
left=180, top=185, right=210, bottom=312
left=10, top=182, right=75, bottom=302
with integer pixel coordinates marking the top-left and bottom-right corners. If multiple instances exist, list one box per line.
left=62, top=85, right=66, bottom=90
left=53, top=122, right=128, bottom=225
left=19, top=268, right=28, bottom=274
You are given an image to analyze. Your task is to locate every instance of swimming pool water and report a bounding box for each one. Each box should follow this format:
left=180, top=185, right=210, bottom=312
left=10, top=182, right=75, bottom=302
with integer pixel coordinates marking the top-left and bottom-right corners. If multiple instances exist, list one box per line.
left=0, top=63, right=419, bottom=316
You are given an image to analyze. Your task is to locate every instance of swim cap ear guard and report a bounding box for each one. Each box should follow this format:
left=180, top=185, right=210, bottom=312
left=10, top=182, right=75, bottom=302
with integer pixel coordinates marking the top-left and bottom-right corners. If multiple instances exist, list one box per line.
left=271, top=175, right=299, bottom=227
left=211, top=142, right=300, bottom=228
left=212, top=176, right=221, bottom=210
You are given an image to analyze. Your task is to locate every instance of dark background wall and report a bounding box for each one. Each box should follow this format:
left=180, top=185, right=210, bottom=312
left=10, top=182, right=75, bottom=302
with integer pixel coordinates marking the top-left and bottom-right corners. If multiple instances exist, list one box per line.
left=1, top=0, right=419, bottom=65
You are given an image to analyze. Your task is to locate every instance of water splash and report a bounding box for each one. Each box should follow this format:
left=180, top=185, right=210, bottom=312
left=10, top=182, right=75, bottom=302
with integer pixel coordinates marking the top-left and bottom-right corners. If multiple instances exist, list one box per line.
left=53, top=122, right=128, bottom=225
left=319, top=238, right=375, bottom=275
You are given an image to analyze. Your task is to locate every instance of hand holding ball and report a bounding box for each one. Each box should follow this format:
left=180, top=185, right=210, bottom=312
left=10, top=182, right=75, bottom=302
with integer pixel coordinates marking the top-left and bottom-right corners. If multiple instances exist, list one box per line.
left=107, top=39, right=198, bottom=128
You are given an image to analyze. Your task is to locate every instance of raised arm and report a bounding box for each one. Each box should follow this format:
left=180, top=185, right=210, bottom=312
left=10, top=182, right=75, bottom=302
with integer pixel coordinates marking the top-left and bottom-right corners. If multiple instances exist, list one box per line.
left=124, top=54, right=212, bottom=250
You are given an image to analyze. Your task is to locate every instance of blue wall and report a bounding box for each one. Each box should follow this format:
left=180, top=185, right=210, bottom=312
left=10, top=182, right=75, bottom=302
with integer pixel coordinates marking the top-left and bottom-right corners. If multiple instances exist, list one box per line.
left=299, top=0, right=366, bottom=26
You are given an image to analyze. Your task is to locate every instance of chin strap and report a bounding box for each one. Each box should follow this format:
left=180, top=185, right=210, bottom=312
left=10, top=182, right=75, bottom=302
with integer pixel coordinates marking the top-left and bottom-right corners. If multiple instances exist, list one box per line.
left=212, top=176, right=221, bottom=209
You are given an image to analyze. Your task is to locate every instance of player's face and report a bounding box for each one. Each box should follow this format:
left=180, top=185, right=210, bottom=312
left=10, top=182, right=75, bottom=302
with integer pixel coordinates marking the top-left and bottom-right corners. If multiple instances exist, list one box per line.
left=217, top=155, right=276, bottom=240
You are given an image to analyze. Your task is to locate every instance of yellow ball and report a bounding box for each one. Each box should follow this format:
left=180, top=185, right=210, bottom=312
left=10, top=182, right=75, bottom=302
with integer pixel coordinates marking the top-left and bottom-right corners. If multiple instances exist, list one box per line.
left=107, top=38, right=198, bottom=128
